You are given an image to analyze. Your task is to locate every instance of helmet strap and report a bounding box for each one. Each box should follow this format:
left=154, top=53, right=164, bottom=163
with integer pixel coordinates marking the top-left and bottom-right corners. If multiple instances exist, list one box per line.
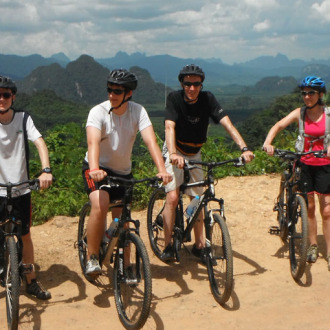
left=0, top=105, right=12, bottom=115
left=306, top=98, right=322, bottom=110
left=108, top=92, right=131, bottom=113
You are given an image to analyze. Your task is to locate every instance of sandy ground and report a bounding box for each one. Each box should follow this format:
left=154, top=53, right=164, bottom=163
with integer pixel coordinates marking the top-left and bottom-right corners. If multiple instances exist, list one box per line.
left=0, top=174, right=329, bottom=330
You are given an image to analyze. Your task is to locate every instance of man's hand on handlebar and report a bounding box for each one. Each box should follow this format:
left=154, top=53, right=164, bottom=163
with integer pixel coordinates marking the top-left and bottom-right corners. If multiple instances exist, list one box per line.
left=169, top=153, right=185, bottom=169
left=241, top=150, right=255, bottom=163
left=89, top=169, right=107, bottom=182
left=263, top=144, right=275, bottom=156
left=156, top=171, right=172, bottom=185
left=38, top=173, right=53, bottom=190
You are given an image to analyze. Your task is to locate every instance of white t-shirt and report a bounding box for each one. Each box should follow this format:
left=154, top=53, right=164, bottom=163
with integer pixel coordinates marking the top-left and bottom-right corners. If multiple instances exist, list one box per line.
left=0, top=111, right=42, bottom=196
left=84, top=100, right=152, bottom=175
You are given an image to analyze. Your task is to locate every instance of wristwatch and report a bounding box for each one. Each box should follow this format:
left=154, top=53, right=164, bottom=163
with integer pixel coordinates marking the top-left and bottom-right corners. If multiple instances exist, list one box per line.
left=241, top=147, right=250, bottom=153
left=42, top=167, right=52, bottom=174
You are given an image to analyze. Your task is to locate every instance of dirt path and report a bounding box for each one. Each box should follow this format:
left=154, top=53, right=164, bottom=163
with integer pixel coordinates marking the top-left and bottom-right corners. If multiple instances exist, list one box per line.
left=1, top=174, right=329, bottom=329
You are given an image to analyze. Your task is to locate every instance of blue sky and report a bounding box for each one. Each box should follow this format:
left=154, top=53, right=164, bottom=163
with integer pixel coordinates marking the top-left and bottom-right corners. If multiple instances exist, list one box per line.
left=1, top=0, right=330, bottom=64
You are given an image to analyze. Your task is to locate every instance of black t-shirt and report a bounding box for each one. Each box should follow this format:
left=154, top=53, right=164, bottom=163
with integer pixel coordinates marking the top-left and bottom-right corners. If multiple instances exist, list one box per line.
left=165, top=90, right=227, bottom=155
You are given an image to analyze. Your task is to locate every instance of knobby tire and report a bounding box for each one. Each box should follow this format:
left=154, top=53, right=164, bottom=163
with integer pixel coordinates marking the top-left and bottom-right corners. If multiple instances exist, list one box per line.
left=207, top=213, right=233, bottom=305
left=289, top=195, right=309, bottom=281
left=5, top=236, right=20, bottom=330
left=77, top=202, right=95, bottom=283
left=113, top=232, right=152, bottom=329
left=147, top=187, right=167, bottom=261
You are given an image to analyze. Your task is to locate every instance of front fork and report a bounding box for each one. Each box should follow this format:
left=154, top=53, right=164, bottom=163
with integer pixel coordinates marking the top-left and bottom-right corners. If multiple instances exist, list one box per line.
left=116, top=220, right=140, bottom=285
left=204, top=198, right=225, bottom=252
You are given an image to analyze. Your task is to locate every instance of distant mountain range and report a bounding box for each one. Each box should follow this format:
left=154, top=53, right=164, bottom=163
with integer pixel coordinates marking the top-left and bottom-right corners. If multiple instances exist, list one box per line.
left=15, top=55, right=171, bottom=106
left=1, top=52, right=330, bottom=87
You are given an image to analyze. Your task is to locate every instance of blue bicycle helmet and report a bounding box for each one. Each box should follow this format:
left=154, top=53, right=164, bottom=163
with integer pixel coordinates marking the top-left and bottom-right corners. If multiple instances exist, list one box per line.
left=178, top=64, right=205, bottom=82
left=0, top=75, right=17, bottom=94
left=299, top=76, right=326, bottom=93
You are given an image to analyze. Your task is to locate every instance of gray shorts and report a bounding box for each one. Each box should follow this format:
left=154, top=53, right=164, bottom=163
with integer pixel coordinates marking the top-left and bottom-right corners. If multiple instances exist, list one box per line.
left=164, top=150, right=204, bottom=196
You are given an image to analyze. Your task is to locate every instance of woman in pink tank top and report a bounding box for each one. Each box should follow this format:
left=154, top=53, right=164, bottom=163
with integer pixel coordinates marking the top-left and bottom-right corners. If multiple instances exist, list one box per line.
left=263, top=76, right=330, bottom=271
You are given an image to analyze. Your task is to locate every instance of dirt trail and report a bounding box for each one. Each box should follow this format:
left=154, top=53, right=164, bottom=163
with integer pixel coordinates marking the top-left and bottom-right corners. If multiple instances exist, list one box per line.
left=0, top=174, right=329, bottom=329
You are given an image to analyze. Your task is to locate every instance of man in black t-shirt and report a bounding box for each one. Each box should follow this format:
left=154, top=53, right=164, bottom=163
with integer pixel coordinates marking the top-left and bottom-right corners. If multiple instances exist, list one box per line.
left=161, top=64, right=254, bottom=262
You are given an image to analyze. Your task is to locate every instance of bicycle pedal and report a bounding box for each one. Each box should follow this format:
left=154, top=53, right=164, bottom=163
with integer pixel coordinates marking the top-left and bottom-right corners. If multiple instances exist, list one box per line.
left=269, top=226, right=280, bottom=235
left=21, top=263, right=34, bottom=274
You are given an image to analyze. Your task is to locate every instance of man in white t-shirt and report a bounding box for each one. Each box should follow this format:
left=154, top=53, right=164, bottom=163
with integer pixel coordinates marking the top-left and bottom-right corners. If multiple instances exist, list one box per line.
left=82, top=69, right=172, bottom=275
left=0, top=75, right=53, bottom=299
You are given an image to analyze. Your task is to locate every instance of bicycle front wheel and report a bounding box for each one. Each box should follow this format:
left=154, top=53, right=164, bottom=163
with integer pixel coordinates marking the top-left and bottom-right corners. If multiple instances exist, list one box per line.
left=207, top=213, right=233, bottom=305
left=278, top=174, right=288, bottom=242
left=113, top=232, right=152, bottom=329
left=5, top=236, right=20, bottom=330
left=289, top=195, right=309, bottom=281
left=77, top=202, right=95, bottom=283
left=147, top=187, right=167, bottom=261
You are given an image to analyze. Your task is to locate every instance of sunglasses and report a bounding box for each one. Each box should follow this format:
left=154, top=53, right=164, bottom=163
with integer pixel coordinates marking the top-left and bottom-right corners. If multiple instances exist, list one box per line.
left=0, top=92, right=13, bottom=99
left=183, top=82, right=202, bottom=87
left=301, top=91, right=318, bottom=96
left=107, top=87, right=125, bottom=95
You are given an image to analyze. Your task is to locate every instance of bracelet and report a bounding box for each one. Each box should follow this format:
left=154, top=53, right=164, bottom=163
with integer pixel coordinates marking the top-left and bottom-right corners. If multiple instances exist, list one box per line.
left=241, top=147, right=250, bottom=153
left=89, top=168, right=99, bottom=172
left=169, top=152, right=177, bottom=156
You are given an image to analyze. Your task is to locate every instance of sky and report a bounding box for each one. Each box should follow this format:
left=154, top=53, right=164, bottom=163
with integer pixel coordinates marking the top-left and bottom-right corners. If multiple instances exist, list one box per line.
left=1, top=0, right=330, bottom=64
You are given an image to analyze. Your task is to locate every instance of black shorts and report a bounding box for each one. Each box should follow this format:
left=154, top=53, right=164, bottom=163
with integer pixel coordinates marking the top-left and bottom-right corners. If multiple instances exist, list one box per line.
left=298, top=163, right=330, bottom=195
left=0, top=193, right=32, bottom=236
left=82, top=162, right=133, bottom=203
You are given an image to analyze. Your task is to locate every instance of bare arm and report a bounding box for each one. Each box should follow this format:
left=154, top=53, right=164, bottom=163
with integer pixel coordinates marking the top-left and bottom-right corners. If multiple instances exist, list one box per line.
left=220, top=116, right=254, bottom=162
left=86, top=126, right=107, bottom=181
left=33, top=137, right=53, bottom=189
left=263, top=108, right=300, bottom=155
left=141, top=125, right=172, bottom=185
left=164, top=119, right=185, bottom=168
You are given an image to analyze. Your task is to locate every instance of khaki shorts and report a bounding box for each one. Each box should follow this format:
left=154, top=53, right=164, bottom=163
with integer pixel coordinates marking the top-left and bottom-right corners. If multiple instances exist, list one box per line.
left=164, top=150, right=204, bottom=196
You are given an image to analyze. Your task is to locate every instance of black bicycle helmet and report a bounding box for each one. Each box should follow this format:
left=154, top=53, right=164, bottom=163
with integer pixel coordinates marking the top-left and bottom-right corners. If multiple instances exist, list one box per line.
left=107, top=69, right=138, bottom=90
left=178, top=64, right=205, bottom=82
left=298, top=76, right=326, bottom=93
left=0, top=75, right=17, bottom=94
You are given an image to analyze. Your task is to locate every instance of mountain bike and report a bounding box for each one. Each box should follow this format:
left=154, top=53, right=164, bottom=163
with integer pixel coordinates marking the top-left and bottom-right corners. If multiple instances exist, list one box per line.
left=147, top=157, right=245, bottom=306
left=77, top=175, right=161, bottom=330
left=0, top=179, right=39, bottom=330
left=269, top=149, right=325, bottom=281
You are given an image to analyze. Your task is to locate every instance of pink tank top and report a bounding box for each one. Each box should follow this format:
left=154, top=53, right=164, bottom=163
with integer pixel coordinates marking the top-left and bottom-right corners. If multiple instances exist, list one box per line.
left=301, top=112, right=330, bottom=165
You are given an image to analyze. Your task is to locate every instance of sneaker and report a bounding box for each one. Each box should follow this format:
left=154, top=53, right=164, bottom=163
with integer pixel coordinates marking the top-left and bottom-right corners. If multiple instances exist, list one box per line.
left=327, top=253, right=330, bottom=271
left=160, top=244, right=175, bottom=261
left=26, top=279, right=51, bottom=300
left=307, top=245, right=318, bottom=263
left=86, top=254, right=102, bottom=275
left=191, top=244, right=207, bottom=265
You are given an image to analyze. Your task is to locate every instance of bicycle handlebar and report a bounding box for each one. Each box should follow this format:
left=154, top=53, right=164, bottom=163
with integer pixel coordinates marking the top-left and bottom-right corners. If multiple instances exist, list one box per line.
left=186, top=156, right=245, bottom=168
left=0, top=179, right=40, bottom=190
left=274, top=148, right=326, bottom=160
left=103, top=175, right=162, bottom=188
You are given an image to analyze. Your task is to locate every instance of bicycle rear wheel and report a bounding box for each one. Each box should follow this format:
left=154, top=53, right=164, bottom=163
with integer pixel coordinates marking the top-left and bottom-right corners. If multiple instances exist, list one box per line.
left=77, top=202, right=95, bottom=283
left=113, top=232, right=152, bottom=329
left=289, top=195, right=308, bottom=281
left=147, top=187, right=167, bottom=261
left=206, top=213, right=233, bottom=305
left=5, top=236, right=20, bottom=330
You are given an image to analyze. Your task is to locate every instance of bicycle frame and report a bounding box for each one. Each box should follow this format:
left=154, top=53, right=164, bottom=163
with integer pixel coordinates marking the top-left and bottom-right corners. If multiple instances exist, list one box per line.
left=98, top=175, right=161, bottom=267
left=0, top=180, right=38, bottom=273
left=173, top=158, right=243, bottom=250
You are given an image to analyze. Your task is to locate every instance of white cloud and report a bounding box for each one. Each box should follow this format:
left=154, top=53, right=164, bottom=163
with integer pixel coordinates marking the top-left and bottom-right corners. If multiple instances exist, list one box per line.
left=312, top=0, right=330, bottom=21
left=0, top=0, right=330, bottom=64
left=253, top=19, right=271, bottom=32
